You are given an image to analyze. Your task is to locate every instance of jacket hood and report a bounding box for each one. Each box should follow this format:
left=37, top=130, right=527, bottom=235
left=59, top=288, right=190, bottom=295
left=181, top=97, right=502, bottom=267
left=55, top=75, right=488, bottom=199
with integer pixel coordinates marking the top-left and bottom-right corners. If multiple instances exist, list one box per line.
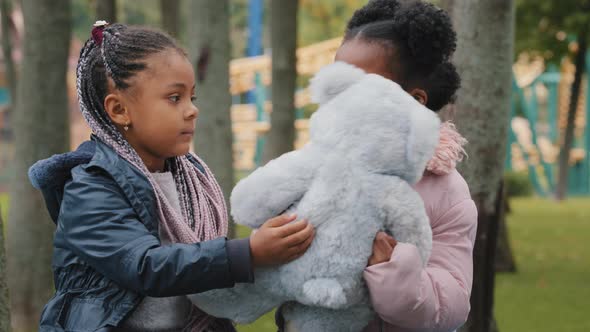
left=28, top=140, right=95, bottom=223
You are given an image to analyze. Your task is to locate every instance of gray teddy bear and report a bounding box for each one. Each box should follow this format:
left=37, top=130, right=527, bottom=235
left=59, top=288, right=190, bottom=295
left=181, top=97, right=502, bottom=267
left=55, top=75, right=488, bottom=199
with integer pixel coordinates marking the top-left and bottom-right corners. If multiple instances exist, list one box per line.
left=189, top=61, right=440, bottom=331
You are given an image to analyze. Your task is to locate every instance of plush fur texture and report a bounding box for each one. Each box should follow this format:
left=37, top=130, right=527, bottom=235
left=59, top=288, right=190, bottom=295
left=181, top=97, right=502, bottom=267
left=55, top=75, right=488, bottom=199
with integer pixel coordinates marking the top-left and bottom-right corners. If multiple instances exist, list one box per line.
left=189, top=62, right=440, bottom=331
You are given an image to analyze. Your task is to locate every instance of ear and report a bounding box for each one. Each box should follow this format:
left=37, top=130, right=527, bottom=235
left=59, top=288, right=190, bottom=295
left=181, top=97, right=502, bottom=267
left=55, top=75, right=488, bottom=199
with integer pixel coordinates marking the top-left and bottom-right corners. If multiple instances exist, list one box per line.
left=310, top=61, right=366, bottom=104
left=104, top=92, right=130, bottom=127
left=409, top=88, right=428, bottom=107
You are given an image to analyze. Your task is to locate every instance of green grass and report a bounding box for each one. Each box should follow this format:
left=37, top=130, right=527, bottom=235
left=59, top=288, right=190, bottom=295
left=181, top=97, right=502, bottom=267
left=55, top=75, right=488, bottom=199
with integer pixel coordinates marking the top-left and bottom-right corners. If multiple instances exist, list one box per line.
left=0, top=193, right=8, bottom=225
left=236, top=311, right=277, bottom=332
left=495, top=197, right=590, bottom=332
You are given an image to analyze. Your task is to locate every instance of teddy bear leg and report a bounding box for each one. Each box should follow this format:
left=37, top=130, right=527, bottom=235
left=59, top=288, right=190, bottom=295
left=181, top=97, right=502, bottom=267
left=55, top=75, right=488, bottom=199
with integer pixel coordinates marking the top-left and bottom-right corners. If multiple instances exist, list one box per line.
left=188, top=283, right=281, bottom=324
left=283, top=302, right=375, bottom=332
left=299, top=278, right=347, bottom=309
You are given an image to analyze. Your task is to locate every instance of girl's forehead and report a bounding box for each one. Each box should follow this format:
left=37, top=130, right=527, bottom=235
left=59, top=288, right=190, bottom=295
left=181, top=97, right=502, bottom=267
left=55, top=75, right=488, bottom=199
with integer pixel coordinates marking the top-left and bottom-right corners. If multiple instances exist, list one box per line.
left=145, top=49, right=191, bottom=73
left=335, top=39, right=394, bottom=80
left=138, top=49, right=195, bottom=86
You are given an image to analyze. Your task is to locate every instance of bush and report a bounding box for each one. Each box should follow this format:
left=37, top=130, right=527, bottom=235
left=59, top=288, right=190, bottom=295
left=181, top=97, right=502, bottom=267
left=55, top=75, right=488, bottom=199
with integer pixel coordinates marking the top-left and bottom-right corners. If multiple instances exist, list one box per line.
left=504, top=171, right=533, bottom=197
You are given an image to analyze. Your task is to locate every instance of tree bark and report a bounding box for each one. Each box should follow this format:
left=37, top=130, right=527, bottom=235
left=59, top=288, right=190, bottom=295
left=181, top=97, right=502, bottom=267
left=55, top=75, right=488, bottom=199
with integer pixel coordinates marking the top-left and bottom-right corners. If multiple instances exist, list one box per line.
left=1, top=0, right=16, bottom=106
left=7, top=0, right=70, bottom=330
left=447, top=1, right=515, bottom=332
left=160, top=0, right=180, bottom=38
left=439, top=0, right=454, bottom=16
left=495, top=189, right=517, bottom=273
left=95, top=0, right=116, bottom=23
left=188, top=0, right=235, bottom=238
left=555, top=30, right=587, bottom=200
left=440, top=0, right=517, bottom=276
left=263, top=0, right=298, bottom=162
left=0, top=204, right=10, bottom=332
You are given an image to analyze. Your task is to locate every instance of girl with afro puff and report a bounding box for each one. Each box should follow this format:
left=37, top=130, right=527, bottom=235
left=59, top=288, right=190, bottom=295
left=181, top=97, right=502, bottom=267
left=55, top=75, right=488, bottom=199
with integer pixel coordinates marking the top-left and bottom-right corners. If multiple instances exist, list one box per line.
left=277, top=1, right=477, bottom=331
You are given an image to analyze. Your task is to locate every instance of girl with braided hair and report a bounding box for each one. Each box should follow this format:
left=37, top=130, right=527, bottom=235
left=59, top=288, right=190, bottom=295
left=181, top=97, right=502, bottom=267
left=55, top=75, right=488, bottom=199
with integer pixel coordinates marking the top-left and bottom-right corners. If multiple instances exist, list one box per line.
left=31, top=22, right=314, bottom=332
left=275, top=1, right=477, bottom=331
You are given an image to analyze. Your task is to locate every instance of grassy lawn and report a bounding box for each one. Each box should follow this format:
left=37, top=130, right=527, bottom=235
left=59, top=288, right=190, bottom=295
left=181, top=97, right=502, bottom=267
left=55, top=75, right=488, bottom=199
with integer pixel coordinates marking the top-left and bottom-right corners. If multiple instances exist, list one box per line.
left=0, top=193, right=8, bottom=225
left=236, top=311, right=277, bottom=332
left=494, top=197, right=590, bottom=332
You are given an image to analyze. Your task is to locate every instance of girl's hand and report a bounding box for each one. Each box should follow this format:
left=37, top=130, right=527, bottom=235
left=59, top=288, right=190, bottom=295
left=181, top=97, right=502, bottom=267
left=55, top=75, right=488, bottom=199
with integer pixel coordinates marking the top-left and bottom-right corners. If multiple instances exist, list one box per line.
left=250, top=214, right=315, bottom=267
left=367, top=232, right=397, bottom=266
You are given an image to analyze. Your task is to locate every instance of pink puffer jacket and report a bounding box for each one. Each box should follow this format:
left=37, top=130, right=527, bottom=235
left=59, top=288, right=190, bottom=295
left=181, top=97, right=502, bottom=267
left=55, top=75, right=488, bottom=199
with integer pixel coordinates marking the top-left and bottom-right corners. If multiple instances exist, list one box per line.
left=362, top=123, right=478, bottom=332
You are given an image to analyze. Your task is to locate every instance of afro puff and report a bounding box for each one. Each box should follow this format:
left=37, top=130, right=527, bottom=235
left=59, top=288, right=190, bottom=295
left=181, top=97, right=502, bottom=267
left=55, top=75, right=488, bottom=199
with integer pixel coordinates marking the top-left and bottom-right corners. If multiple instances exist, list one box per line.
left=343, top=0, right=461, bottom=111
left=392, top=1, right=456, bottom=66
left=346, top=0, right=401, bottom=31
left=423, top=62, right=461, bottom=111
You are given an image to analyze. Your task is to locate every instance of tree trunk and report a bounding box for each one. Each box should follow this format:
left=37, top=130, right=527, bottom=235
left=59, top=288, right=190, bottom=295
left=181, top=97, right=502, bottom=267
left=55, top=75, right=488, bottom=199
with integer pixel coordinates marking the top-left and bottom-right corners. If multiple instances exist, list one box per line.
left=263, top=0, right=298, bottom=162
left=1, top=0, right=16, bottom=106
left=439, top=0, right=454, bottom=17
left=495, top=189, right=517, bottom=273
left=555, top=30, right=587, bottom=200
left=160, top=0, right=180, bottom=38
left=95, top=0, right=116, bottom=23
left=0, top=204, right=10, bottom=332
left=439, top=0, right=517, bottom=276
left=188, top=0, right=235, bottom=238
left=447, top=1, right=515, bottom=332
left=7, top=0, right=70, bottom=330
left=460, top=184, right=505, bottom=332
left=437, top=2, right=457, bottom=126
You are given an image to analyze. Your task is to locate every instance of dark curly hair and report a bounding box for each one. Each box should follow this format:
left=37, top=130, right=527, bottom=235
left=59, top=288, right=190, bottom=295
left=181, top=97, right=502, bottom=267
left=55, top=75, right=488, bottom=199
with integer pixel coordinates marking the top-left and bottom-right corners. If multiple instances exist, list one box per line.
left=345, top=0, right=460, bottom=111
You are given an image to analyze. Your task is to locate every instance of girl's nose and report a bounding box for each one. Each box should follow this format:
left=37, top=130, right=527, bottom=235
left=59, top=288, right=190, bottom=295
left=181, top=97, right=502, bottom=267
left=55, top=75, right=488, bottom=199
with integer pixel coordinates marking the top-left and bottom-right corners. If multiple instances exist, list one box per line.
left=186, top=103, right=199, bottom=119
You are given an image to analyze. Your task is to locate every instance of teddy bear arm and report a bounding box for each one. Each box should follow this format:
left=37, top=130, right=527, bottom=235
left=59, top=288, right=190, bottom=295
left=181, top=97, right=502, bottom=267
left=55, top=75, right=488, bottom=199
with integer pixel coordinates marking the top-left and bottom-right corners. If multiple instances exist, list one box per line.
left=230, top=148, right=317, bottom=228
left=379, top=177, right=432, bottom=264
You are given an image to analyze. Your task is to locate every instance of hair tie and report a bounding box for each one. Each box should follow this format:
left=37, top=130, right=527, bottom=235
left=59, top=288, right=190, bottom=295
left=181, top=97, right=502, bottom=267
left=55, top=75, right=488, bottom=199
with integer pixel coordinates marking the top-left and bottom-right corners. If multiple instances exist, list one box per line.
left=91, top=20, right=108, bottom=45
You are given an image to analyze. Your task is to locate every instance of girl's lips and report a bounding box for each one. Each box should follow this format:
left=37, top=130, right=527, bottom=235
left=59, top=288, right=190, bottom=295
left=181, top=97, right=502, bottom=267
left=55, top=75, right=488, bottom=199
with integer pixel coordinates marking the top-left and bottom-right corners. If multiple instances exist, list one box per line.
left=180, top=129, right=195, bottom=136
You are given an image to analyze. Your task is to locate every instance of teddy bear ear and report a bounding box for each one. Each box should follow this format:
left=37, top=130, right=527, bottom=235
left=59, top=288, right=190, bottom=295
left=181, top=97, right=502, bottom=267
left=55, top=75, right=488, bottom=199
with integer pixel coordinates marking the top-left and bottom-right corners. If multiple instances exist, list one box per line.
left=405, top=104, right=441, bottom=183
left=310, top=61, right=366, bottom=104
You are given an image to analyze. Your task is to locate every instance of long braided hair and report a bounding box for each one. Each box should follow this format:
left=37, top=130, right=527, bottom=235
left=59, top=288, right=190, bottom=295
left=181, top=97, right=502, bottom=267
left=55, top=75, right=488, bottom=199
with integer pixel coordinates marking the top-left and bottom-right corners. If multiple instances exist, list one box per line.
left=77, top=23, right=232, bottom=331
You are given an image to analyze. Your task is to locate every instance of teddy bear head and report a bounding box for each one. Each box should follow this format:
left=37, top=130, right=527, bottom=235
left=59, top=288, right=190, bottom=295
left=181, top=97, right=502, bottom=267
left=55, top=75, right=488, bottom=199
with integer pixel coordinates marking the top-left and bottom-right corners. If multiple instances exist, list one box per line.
left=308, top=62, right=440, bottom=184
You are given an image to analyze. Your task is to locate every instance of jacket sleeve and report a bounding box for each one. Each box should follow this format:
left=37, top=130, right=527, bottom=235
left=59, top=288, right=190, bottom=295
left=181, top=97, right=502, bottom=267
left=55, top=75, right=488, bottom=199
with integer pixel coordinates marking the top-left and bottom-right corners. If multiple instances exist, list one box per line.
left=363, top=199, right=477, bottom=331
left=58, top=166, right=253, bottom=297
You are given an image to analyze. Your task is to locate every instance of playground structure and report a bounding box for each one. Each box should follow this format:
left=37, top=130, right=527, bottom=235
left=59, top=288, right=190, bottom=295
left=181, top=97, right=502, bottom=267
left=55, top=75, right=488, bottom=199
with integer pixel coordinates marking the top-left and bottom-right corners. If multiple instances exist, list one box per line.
left=233, top=0, right=590, bottom=196
left=508, top=55, right=590, bottom=196
left=229, top=37, right=341, bottom=170
left=230, top=41, right=590, bottom=196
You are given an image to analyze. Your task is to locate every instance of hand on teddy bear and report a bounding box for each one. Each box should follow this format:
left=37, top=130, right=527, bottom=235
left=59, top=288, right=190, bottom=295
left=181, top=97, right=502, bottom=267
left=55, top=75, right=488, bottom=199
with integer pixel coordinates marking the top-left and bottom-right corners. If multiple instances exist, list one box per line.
left=367, top=232, right=398, bottom=266
left=250, top=214, right=315, bottom=266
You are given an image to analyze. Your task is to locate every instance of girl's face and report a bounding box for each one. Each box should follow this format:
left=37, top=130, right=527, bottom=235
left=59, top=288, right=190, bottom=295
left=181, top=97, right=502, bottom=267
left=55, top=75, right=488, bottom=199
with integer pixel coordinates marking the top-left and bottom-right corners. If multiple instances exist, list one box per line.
left=106, top=49, right=198, bottom=172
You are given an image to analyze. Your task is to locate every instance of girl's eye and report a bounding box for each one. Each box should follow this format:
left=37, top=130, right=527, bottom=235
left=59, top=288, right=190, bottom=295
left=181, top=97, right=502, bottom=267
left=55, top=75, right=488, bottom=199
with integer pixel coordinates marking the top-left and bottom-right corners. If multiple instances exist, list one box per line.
left=169, top=95, right=181, bottom=103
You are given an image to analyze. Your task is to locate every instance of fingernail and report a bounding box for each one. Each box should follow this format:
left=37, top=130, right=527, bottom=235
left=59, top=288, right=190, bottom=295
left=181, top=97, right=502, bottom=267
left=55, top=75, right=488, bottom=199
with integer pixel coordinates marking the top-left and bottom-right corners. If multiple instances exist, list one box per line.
left=289, top=214, right=297, bottom=218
